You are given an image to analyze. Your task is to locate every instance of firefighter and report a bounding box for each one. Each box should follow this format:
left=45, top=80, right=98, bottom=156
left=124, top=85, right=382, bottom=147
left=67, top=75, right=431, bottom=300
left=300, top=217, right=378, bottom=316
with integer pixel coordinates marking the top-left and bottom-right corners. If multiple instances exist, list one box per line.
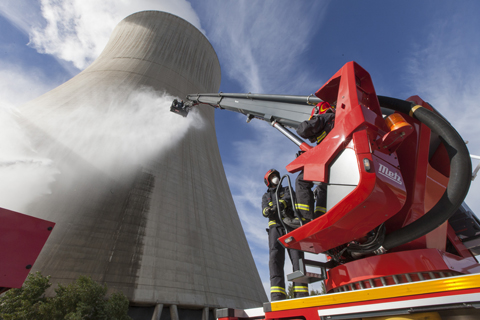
left=295, top=102, right=335, bottom=220
left=178, top=99, right=185, bottom=110
left=262, top=169, right=309, bottom=301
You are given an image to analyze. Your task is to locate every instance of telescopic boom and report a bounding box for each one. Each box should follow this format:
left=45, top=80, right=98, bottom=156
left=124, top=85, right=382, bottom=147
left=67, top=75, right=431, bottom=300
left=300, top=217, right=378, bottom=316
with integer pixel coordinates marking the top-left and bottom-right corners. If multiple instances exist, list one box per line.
left=183, top=92, right=322, bottom=129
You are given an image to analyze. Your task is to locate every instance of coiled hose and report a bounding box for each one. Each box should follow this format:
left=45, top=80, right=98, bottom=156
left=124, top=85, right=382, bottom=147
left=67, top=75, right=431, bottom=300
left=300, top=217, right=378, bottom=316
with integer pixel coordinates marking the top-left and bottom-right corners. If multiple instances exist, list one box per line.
left=377, top=96, right=472, bottom=251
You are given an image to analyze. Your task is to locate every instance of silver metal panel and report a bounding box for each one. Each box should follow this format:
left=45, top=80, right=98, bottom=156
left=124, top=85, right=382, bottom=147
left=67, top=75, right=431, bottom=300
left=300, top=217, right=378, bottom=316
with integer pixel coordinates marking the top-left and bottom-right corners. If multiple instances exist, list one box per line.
left=327, top=185, right=357, bottom=211
left=328, top=148, right=360, bottom=186
left=17, top=11, right=266, bottom=309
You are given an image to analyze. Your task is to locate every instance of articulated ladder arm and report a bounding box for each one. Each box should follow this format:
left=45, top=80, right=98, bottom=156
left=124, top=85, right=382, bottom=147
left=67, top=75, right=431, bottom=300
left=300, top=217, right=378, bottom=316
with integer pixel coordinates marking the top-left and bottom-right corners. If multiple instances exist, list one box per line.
left=185, top=93, right=321, bottom=129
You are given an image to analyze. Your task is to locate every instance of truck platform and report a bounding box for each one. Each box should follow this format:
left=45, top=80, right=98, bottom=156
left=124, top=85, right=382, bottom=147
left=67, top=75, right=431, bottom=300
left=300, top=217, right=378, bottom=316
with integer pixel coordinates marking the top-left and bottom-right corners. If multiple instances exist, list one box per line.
left=217, top=273, right=480, bottom=320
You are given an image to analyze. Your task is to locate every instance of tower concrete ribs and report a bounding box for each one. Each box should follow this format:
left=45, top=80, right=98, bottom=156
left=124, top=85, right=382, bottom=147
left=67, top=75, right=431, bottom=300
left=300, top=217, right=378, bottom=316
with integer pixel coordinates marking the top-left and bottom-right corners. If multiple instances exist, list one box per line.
left=18, top=10, right=267, bottom=316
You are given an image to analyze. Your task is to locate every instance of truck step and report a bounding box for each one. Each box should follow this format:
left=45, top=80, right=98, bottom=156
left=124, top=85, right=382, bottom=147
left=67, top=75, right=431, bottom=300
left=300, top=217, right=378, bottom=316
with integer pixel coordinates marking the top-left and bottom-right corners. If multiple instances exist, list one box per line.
left=286, top=258, right=334, bottom=283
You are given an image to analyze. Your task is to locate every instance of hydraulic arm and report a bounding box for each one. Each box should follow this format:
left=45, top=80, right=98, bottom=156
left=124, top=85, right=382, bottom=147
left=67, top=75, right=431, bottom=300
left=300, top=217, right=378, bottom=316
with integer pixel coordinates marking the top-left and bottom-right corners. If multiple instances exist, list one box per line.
left=184, top=92, right=320, bottom=129
left=183, top=93, right=323, bottom=151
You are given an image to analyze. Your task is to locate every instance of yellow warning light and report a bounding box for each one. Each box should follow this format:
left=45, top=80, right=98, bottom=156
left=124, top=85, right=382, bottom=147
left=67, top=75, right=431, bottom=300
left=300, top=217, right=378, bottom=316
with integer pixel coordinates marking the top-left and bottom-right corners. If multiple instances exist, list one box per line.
left=385, top=113, right=411, bottom=131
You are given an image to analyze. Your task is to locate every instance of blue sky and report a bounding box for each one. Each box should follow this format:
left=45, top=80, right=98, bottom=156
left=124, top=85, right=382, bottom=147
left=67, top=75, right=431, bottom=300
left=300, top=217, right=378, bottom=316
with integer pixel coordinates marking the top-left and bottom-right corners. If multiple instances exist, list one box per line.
left=1, top=0, right=480, bottom=297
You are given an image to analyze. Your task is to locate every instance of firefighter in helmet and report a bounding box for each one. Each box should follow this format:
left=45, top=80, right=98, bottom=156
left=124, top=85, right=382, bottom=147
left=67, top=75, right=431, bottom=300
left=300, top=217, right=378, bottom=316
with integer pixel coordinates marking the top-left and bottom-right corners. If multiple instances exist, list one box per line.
left=295, top=101, right=335, bottom=221
left=262, top=169, right=309, bottom=301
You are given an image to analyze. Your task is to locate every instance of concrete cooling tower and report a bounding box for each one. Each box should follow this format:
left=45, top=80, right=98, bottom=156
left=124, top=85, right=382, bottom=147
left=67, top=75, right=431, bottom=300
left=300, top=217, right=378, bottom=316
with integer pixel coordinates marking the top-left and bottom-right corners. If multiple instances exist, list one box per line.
left=17, top=11, right=267, bottom=319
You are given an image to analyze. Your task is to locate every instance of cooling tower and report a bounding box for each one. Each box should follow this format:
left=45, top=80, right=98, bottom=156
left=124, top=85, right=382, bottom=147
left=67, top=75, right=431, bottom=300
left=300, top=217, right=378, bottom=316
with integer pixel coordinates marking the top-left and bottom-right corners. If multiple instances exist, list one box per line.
left=17, top=11, right=267, bottom=319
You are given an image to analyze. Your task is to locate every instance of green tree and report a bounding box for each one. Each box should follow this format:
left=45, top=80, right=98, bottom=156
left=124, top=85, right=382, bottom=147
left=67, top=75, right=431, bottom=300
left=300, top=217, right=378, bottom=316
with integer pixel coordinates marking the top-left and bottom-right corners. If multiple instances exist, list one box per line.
left=0, top=272, right=131, bottom=320
left=310, top=281, right=326, bottom=296
left=309, top=289, right=322, bottom=296
left=287, top=282, right=327, bottom=299
left=287, top=283, right=294, bottom=299
left=0, top=272, right=50, bottom=320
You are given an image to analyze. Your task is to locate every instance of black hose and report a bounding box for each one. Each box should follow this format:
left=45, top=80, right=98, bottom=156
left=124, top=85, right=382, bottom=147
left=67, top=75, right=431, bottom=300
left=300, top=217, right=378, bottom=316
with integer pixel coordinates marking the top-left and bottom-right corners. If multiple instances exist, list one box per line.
left=275, top=174, right=303, bottom=232
left=377, top=96, right=472, bottom=250
left=347, top=224, right=386, bottom=254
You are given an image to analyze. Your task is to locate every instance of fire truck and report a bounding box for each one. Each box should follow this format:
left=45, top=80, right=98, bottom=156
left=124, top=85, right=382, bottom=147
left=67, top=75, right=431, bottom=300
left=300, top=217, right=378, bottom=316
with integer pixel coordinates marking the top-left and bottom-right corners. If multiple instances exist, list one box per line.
left=176, top=62, right=480, bottom=319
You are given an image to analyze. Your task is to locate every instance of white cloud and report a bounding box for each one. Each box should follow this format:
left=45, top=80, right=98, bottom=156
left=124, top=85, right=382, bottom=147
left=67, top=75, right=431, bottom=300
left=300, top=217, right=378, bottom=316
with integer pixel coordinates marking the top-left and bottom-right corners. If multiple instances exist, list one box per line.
left=0, top=0, right=43, bottom=36
left=1, top=0, right=203, bottom=70
left=0, top=61, right=61, bottom=109
left=200, top=1, right=328, bottom=93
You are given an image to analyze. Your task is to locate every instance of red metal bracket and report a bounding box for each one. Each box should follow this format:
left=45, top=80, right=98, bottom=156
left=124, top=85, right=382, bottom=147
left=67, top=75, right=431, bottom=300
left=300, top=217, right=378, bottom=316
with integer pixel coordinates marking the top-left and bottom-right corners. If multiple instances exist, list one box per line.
left=0, top=207, right=55, bottom=292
